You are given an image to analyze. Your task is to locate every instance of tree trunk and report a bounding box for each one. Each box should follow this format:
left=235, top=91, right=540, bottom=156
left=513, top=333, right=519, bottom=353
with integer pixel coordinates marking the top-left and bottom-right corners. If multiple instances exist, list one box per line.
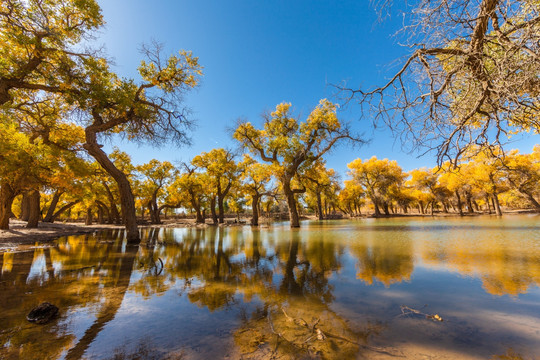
left=96, top=200, right=110, bottom=224
left=84, top=129, right=139, bottom=242
left=372, top=198, right=381, bottom=217
left=455, top=190, right=464, bottom=216
left=103, top=182, right=121, bottom=224
left=150, top=192, right=161, bottom=224
left=210, top=196, right=218, bottom=225
left=316, top=192, right=323, bottom=220
left=492, top=194, right=502, bottom=216
left=97, top=205, right=104, bottom=224
left=218, top=195, right=225, bottom=224
left=382, top=201, right=390, bottom=215
left=442, top=202, right=448, bottom=213
left=283, top=180, right=300, bottom=228
left=0, top=183, right=16, bottom=230
left=51, top=201, right=79, bottom=223
left=466, top=193, right=474, bottom=214
left=20, top=192, right=30, bottom=221
left=251, top=194, right=260, bottom=226
left=85, top=207, right=93, bottom=225
left=43, top=190, right=63, bottom=222
left=522, top=191, right=540, bottom=211
left=26, top=189, right=40, bottom=228
left=195, top=205, right=204, bottom=224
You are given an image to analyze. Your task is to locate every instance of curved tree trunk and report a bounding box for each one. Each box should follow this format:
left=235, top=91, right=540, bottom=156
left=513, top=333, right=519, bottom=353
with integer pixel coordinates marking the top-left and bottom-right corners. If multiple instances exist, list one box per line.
left=96, top=200, right=109, bottom=224
left=372, top=198, right=382, bottom=217
left=188, top=191, right=204, bottom=224
left=382, top=201, right=390, bottom=216
left=0, top=183, right=16, bottom=230
left=50, top=201, right=79, bottom=223
left=492, top=194, right=502, bottom=216
left=521, top=190, right=540, bottom=211
left=84, top=130, right=139, bottom=242
left=43, top=190, right=63, bottom=222
left=26, top=189, right=40, bottom=228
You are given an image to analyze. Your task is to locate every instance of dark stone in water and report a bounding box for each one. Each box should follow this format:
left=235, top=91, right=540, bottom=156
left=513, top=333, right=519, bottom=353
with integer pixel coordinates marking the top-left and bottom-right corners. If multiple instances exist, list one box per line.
left=27, top=302, right=59, bottom=324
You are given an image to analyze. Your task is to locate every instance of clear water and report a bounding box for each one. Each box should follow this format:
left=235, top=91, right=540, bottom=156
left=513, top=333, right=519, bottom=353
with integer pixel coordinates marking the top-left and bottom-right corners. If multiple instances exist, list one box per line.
left=1, top=215, right=539, bottom=359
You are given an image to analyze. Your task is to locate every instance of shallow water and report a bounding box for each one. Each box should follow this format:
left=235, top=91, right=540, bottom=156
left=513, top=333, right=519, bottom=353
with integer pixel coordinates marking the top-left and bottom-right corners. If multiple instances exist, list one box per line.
left=1, top=215, right=539, bottom=359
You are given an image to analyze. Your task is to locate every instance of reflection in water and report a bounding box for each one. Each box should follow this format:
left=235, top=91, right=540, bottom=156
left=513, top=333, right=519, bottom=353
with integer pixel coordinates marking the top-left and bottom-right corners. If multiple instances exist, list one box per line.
left=0, top=216, right=539, bottom=359
left=422, top=235, right=540, bottom=296
left=351, top=233, right=414, bottom=286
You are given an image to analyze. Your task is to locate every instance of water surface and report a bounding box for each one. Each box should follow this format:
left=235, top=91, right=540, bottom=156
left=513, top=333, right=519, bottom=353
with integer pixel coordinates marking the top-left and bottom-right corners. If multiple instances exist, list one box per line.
left=1, top=215, right=539, bottom=359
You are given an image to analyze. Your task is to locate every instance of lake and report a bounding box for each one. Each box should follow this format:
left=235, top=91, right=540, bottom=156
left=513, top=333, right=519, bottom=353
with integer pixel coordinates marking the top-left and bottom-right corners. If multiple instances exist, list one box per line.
left=1, top=215, right=539, bottom=359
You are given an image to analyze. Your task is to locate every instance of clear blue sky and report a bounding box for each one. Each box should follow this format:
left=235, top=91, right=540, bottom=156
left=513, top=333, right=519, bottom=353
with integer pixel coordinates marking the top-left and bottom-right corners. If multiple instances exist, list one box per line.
left=96, top=0, right=538, bottom=176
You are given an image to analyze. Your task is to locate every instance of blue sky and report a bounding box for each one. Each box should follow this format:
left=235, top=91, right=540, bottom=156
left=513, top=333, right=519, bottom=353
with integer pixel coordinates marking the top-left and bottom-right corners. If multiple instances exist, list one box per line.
left=96, top=0, right=538, bottom=177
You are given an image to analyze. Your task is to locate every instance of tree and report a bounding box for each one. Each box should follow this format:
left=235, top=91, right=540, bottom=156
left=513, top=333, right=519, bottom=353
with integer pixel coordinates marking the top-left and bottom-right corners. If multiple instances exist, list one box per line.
left=234, top=99, right=361, bottom=227
left=338, top=180, right=365, bottom=216
left=467, top=148, right=508, bottom=215
left=172, top=165, right=207, bottom=224
left=408, top=168, right=451, bottom=215
left=1, top=1, right=203, bottom=240
left=501, top=146, right=540, bottom=210
left=303, top=160, right=340, bottom=220
left=192, top=149, right=239, bottom=224
left=78, top=44, right=202, bottom=241
left=0, top=0, right=103, bottom=105
left=239, top=155, right=275, bottom=226
left=347, top=156, right=405, bottom=216
left=343, top=0, right=540, bottom=164
left=137, top=159, right=176, bottom=224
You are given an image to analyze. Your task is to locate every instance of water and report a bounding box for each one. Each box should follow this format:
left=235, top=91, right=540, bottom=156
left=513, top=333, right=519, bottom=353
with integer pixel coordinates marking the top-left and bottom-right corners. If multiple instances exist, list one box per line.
left=1, top=215, right=539, bottom=359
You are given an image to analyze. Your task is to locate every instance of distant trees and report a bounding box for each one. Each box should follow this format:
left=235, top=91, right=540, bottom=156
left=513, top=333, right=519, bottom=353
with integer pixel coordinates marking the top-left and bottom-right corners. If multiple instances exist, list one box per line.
left=239, top=155, right=275, bottom=226
left=192, top=149, right=239, bottom=224
left=347, top=157, right=405, bottom=216
left=344, top=147, right=540, bottom=217
left=137, top=160, right=176, bottom=224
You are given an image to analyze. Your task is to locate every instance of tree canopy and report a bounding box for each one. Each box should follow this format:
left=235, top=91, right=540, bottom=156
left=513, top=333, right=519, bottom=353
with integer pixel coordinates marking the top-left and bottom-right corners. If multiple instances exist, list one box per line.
left=343, top=0, right=539, bottom=164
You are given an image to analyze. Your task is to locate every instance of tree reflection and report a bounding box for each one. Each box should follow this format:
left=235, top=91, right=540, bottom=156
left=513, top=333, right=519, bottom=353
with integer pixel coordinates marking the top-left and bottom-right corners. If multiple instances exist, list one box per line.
left=0, top=230, right=139, bottom=360
left=350, top=235, right=414, bottom=286
left=3, top=221, right=537, bottom=359
left=422, top=236, right=540, bottom=296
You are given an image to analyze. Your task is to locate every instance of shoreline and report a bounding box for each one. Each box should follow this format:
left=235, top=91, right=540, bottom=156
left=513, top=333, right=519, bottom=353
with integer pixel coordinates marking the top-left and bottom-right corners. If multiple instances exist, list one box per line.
left=1, top=210, right=537, bottom=252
